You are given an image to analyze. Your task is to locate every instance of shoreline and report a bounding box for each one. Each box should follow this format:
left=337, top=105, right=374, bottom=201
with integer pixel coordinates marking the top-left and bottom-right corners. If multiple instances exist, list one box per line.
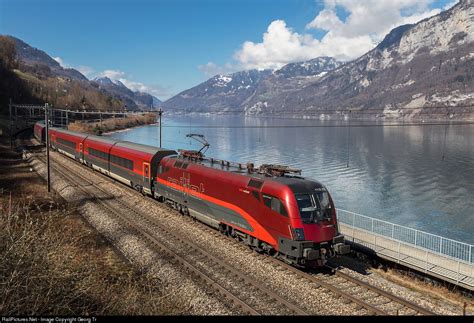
left=102, top=122, right=159, bottom=136
left=67, top=113, right=157, bottom=135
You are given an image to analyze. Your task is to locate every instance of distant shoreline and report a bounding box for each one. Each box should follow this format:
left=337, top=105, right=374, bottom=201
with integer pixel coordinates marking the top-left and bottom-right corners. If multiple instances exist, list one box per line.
left=102, top=122, right=159, bottom=135
left=67, top=113, right=157, bottom=135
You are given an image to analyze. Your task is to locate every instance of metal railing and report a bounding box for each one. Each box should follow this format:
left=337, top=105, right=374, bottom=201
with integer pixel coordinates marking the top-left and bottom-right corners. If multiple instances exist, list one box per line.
left=336, top=208, right=473, bottom=265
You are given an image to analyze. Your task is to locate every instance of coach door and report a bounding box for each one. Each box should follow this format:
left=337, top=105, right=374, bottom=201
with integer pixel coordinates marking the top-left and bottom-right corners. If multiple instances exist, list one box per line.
left=143, top=162, right=150, bottom=190
left=79, top=143, right=84, bottom=162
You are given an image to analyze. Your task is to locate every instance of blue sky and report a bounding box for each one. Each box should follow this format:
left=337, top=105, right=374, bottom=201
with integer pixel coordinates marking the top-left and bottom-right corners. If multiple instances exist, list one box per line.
left=0, top=0, right=457, bottom=100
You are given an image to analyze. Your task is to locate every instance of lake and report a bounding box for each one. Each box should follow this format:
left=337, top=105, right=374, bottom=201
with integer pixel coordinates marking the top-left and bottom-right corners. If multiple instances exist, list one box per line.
left=107, top=115, right=474, bottom=244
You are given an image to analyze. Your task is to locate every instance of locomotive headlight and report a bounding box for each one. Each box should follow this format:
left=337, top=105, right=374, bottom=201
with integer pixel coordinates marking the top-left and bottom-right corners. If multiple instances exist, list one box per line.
left=293, top=228, right=305, bottom=241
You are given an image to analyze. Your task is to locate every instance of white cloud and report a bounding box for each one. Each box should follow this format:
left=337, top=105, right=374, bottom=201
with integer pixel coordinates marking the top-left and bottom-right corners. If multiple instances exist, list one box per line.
left=76, top=65, right=95, bottom=78
left=100, top=69, right=126, bottom=80
left=53, top=56, right=95, bottom=79
left=231, top=0, right=447, bottom=70
left=53, top=56, right=68, bottom=68
left=198, top=62, right=237, bottom=77
left=306, top=0, right=441, bottom=39
left=98, top=69, right=173, bottom=100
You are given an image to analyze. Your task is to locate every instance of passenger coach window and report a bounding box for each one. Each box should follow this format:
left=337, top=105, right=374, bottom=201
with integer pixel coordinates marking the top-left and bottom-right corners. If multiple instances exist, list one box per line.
left=110, top=154, right=133, bottom=170
left=57, top=138, right=75, bottom=149
left=262, top=194, right=288, bottom=217
left=89, top=148, right=108, bottom=160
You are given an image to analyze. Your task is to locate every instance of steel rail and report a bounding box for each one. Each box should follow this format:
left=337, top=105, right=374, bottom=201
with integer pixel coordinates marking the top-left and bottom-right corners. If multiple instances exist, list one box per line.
left=325, top=264, right=435, bottom=315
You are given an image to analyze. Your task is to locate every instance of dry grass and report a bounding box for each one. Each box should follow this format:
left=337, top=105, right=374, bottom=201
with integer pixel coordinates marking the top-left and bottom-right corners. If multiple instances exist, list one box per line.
left=0, top=139, right=183, bottom=315
left=372, top=267, right=473, bottom=314
left=0, top=194, right=187, bottom=315
left=68, top=113, right=156, bottom=135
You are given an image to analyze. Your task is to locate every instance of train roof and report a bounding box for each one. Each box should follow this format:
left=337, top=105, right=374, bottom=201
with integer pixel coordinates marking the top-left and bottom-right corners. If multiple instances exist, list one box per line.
left=50, top=127, right=89, bottom=139
left=114, top=141, right=176, bottom=155
left=51, top=128, right=176, bottom=155
left=85, top=133, right=176, bottom=155
left=175, top=155, right=324, bottom=192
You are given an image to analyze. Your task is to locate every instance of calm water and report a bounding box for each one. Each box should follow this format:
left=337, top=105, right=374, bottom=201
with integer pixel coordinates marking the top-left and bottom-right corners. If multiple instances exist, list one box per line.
left=108, top=115, right=474, bottom=244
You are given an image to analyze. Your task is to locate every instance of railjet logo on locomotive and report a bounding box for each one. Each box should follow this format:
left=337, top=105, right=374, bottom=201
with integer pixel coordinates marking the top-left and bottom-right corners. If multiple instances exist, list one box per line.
left=34, top=121, right=350, bottom=267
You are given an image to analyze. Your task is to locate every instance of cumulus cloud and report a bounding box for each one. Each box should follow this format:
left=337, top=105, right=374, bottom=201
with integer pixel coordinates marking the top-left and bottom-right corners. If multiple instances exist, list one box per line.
left=98, top=69, right=173, bottom=99
left=231, top=0, right=447, bottom=70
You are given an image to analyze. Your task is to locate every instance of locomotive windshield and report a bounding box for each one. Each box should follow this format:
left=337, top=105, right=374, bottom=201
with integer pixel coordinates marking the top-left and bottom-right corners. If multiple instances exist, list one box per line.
left=295, top=189, right=332, bottom=224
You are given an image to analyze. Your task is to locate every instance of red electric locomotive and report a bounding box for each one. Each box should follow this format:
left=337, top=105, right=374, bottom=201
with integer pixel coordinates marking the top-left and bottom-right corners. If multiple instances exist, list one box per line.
left=154, top=150, right=349, bottom=267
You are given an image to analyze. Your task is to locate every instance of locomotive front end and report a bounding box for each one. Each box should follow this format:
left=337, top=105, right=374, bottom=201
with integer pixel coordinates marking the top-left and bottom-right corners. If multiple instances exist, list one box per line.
left=280, top=179, right=350, bottom=267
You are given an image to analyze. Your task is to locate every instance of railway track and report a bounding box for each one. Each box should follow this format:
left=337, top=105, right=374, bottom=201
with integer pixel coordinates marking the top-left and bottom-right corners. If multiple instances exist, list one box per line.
left=324, top=264, right=435, bottom=316
left=24, top=135, right=436, bottom=316
left=32, top=150, right=309, bottom=315
left=179, top=216, right=435, bottom=315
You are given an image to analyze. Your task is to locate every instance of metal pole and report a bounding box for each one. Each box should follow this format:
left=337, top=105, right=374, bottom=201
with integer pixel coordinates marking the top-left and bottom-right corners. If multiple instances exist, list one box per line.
left=159, top=108, right=162, bottom=148
left=470, top=245, right=472, bottom=264
left=9, top=98, right=13, bottom=150
left=352, top=212, right=355, bottom=241
left=397, top=241, right=401, bottom=264
left=66, top=110, right=69, bottom=130
left=45, top=103, right=51, bottom=193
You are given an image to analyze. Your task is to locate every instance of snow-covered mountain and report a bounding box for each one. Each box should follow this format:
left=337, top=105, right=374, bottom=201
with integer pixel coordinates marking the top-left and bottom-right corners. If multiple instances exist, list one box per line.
left=162, top=69, right=272, bottom=112
left=274, top=57, right=341, bottom=78
left=162, top=57, right=343, bottom=113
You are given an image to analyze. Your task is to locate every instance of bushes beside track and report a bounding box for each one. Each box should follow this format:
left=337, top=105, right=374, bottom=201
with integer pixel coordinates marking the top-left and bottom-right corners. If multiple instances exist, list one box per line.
left=68, top=113, right=157, bottom=135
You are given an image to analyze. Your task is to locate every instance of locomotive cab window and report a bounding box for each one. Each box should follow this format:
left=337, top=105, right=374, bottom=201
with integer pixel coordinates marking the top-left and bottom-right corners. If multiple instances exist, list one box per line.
left=295, top=190, right=332, bottom=224
left=262, top=194, right=288, bottom=217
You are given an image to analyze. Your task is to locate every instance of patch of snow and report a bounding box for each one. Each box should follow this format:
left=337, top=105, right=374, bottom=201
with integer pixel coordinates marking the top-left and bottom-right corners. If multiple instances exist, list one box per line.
left=391, top=79, right=415, bottom=90
left=213, top=74, right=233, bottom=87
left=360, top=78, right=370, bottom=88
left=429, top=91, right=474, bottom=105
left=403, top=95, right=426, bottom=109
